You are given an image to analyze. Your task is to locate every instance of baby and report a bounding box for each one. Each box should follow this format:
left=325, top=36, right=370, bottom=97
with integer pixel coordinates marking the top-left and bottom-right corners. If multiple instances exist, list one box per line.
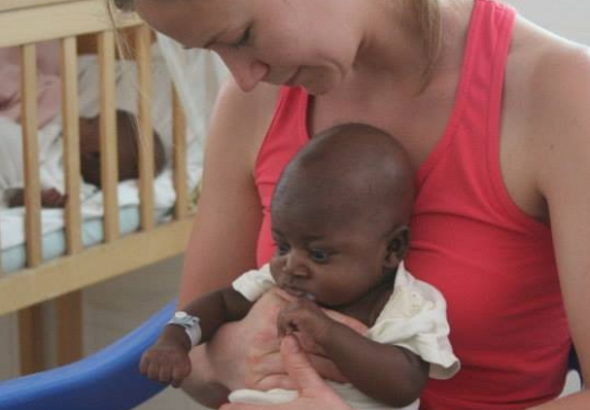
left=3, top=109, right=166, bottom=208
left=141, top=124, right=459, bottom=410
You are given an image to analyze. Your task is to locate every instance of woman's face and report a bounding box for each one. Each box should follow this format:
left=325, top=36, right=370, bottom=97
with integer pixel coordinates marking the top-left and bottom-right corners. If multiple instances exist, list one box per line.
left=135, top=0, right=363, bottom=95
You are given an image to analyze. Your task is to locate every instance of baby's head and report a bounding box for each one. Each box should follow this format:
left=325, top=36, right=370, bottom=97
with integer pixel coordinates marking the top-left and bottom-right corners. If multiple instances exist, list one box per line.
left=269, top=123, right=415, bottom=307
left=79, top=110, right=166, bottom=187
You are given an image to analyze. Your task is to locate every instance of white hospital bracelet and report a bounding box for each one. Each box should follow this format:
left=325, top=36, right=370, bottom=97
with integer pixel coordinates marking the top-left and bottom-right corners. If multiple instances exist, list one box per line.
left=167, top=311, right=202, bottom=347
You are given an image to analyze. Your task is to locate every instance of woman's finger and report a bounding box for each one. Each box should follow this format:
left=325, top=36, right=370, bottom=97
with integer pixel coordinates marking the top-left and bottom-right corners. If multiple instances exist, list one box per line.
left=279, top=336, right=328, bottom=394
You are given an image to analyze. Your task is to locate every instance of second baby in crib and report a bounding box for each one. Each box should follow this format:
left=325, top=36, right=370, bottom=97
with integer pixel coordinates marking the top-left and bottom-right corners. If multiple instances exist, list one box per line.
left=140, top=123, right=460, bottom=410
left=0, top=109, right=165, bottom=208
left=0, top=42, right=166, bottom=209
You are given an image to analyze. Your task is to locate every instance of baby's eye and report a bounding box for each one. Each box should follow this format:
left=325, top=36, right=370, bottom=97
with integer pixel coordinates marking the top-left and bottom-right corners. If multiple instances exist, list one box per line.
left=309, top=249, right=329, bottom=263
left=276, top=242, right=290, bottom=256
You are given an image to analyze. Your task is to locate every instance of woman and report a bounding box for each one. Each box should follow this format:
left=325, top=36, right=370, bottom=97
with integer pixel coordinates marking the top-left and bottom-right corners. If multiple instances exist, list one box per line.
left=112, top=0, right=590, bottom=408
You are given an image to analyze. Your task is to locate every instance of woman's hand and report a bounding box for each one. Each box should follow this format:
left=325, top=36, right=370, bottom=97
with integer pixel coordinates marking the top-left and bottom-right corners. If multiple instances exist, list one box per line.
left=219, top=335, right=353, bottom=410
left=182, top=287, right=368, bottom=406
left=207, top=288, right=290, bottom=391
left=181, top=288, right=298, bottom=408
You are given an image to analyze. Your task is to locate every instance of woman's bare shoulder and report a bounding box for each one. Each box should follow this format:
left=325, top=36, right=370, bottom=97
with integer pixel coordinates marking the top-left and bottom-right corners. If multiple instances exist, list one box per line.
left=508, top=17, right=590, bottom=118
left=499, top=18, right=590, bottom=220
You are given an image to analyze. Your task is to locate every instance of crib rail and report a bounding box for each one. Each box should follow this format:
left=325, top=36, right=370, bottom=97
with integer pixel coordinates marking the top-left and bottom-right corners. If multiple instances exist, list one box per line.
left=0, top=0, right=140, bottom=47
left=0, top=0, right=196, bottom=374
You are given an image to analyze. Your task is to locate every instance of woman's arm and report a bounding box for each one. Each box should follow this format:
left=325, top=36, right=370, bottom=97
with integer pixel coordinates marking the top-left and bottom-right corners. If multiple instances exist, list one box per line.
left=525, top=46, right=590, bottom=409
left=178, top=78, right=278, bottom=306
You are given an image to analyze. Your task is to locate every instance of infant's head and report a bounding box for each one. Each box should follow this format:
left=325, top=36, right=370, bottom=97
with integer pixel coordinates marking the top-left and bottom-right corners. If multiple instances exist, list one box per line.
left=269, top=123, right=415, bottom=307
left=79, top=110, right=165, bottom=187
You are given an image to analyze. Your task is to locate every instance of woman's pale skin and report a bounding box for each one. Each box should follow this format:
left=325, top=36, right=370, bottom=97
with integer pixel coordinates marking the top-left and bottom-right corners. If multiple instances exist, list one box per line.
left=134, top=0, right=590, bottom=408
left=220, top=335, right=354, bottom=410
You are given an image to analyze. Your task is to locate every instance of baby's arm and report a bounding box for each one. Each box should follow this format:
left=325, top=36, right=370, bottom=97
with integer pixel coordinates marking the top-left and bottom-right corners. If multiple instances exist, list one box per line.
left=277, top=298, right=428, bottom=408
left=140, top=288, right=253, bottom=387
left=5, top=187, right=66, bottom=208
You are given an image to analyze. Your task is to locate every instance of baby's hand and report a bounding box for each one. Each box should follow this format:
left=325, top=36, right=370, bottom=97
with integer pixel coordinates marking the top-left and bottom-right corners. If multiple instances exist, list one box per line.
left=277, top=298, right=335, bottom=346
left=41, top=188, right=67, bottom=208
left=5, top=187, right=67, bottom=208
left=139, top=339, right=192, bottom=388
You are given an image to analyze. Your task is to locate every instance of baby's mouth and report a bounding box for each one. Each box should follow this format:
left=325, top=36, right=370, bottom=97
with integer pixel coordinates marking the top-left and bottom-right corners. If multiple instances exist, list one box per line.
left=281, top=285, right=316, bottom=301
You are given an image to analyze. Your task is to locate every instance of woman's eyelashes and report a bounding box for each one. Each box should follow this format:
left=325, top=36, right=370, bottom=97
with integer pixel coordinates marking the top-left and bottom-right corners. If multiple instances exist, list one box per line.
left=232, top=27, right=251, bottom=48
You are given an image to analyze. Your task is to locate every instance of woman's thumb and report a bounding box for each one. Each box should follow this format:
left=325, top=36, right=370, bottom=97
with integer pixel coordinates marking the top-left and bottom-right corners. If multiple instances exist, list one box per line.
left=280, top=336, right=325, bottom=393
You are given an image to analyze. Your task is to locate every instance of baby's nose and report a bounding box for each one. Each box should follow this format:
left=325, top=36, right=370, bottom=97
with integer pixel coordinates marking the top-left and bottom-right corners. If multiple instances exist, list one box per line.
left=282, top=254, right=309, bottom=277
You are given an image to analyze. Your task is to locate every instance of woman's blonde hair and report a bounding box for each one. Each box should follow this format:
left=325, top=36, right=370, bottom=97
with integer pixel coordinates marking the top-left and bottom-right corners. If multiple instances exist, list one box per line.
left=412, top=0, right=442, bottom=87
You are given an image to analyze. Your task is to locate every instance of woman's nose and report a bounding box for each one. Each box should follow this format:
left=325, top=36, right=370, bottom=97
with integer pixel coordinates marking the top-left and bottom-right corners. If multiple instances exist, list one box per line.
left=218, top=51, right=269, bottom=92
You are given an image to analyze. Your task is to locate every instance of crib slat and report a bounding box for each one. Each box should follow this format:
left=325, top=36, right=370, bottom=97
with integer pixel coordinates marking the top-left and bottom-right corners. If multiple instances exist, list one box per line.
left=21, top=44, right=43, bottom=267
left=0, top=221, right=3, bottom=277
left=172, top=85, right=188, bottom=220
left=56, top=290, right=82, bottom=365
left=61, top=36, right=82, bottom=254
left=98, top=30, right=119, bottom=242
left=19, top=43, right=46, bottom=375
left=135, top=25, right=155, bottom=230
left=18, top=306, right=45, bottom=374
left=57, top=35, right=83, bottom=366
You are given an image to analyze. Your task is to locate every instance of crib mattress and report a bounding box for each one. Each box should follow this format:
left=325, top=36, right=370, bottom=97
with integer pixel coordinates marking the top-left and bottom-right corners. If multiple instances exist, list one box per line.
left=1, top=206, right=170, bottom=273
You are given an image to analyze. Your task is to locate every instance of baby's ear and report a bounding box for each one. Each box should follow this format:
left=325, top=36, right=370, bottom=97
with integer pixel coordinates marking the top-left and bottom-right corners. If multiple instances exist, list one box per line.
left=383, top=225, right=410, bottom=269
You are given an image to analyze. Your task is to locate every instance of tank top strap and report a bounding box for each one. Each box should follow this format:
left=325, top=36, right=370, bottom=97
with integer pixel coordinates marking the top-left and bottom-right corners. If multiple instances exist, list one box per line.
left=416, top=0, right=516, bottom=186
left=464, top=0, right=516, bottom=140
left=254, top=86, right=310, bottom=266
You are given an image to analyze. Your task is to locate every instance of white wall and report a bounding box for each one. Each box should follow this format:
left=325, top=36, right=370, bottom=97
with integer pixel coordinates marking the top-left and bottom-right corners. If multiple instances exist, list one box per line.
left=503, top=0, right=590, bottom=45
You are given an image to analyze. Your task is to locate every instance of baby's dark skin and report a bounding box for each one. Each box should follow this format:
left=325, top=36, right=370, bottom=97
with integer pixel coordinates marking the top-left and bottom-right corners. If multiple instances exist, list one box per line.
left=6, top=187, right=66, bottom=208
left=7, top=110, right=165, bottom=208
left=141, top=124, right=427, bottom=408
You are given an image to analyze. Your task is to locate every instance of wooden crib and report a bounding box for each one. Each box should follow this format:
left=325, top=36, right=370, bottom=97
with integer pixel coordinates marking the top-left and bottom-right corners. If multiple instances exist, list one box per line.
left=0, top=0, right=195, bottom=375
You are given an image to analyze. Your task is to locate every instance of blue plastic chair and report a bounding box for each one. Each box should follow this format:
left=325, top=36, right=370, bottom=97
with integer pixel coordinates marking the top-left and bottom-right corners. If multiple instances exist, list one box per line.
left=0, top=300, right=176, bottom=410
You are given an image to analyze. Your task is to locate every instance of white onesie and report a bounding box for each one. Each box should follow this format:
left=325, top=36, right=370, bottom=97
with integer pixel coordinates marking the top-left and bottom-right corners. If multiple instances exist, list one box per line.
left=229, top=262, right=460, bottom=410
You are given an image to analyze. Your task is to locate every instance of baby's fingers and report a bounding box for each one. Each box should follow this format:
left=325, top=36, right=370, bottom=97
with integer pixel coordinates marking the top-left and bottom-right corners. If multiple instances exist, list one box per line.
left=170, top=359, right=192, bottom=388
left=158, top=364, right=173, bottom=384
left=139, top=353, right=150, bottom=375
left=276, top=307, right=299, bottom=338
left=146, top=360, right=167, bottom=381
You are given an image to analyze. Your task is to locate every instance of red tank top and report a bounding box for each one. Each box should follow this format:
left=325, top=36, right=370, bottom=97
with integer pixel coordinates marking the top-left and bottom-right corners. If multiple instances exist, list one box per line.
left=253, top=1, right=570, bottom=409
